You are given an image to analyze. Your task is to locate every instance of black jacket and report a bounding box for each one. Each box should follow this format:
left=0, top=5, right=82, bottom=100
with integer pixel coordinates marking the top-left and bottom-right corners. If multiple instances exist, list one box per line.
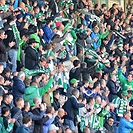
left=69, top=67, right=81, bottom=81
left=52, top=97, right=60, bottom=111
left=107, top=80, right=118, bottom=102
left=76, top=32, right=88, bottom=54
left=25, top=46, right=39, bottom=70
left=0, top=39, right=10, bottom=62
left=12, top=76, right=26, bottom=99
left=2, top=116, right=8, bottom=130
left=32, top=108, right=49, bottom=133
left=63, top=96, right=84, bottom=121
left=4, top=30, right=17, bottom=50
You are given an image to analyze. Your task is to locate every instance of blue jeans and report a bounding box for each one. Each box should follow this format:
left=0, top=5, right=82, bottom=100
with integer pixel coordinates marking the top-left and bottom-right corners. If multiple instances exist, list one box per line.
left=8, top=49, right=17, bottom=72
left=64, top=119, right=75, bottom=131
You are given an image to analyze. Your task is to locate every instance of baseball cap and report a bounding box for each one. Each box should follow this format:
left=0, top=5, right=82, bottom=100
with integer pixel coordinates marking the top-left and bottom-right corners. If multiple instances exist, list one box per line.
left=70, top=78, right=78, bottom=84
left=88, top=79, right=94, bottom=84
left=121, top=91, right=128, bottom=96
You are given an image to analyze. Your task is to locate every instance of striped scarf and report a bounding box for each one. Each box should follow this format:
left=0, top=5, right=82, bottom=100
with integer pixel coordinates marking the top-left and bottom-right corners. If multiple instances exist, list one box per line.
left=113, top=97, right=127, bottom=117
left=10, top=21, right=21, bottom=45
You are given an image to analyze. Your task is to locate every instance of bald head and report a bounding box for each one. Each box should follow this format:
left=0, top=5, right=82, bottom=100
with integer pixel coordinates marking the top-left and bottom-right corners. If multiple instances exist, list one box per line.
left=19, top=2, right=25, bottom=10
left=58, top=108, right=65, bottom=118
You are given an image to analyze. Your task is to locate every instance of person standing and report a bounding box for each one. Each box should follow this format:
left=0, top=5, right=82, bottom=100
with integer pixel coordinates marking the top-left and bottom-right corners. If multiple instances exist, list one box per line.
left=0, top=29, right=15, bottom=68
left=63, top=89, right=85, bottom=131
left=16, top=114, right=32, bottom=133
left=118, top=111, right=133, bottom=133
left=12, top=71, right=25, bottom=100
left=25, top=38, right=39, bottom=70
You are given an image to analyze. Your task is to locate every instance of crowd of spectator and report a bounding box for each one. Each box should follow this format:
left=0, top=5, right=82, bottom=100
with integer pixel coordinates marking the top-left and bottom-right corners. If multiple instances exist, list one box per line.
left=1, top=0, right=133, bottom=133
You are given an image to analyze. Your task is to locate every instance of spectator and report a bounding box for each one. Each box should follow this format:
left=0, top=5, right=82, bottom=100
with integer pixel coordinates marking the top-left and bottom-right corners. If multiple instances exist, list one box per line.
left=0, top=63, right=4, bottom=74
left=104, top=117, right=115, bottom=133
left=76, top=24, right=88, bottom=54
left=2, top=67, right=12, bottom=92
left=11, top=98, right=24, bottom=132
left=12, top=71, right=26, bottom=100
left=113, top=91, right=129, bottom=120
left=25, top=38, right=40, bottom=70
left=16, top=114, right=32, bottom=133
left=43, top=106, right=56, bottom=133
left=34, top=56, right=47, bottom=70
left=67, top=78, right=79, bottom=98
left=48, top=124, right=59, bottom=133
left=90, top=26, right=99, bottom=50
left=107, top=74, right=119, bottom=102
left=54, top=108, right=66, bottom=130
left=52, top=90, right=61, bottom=111
left=118, top=72, right=133, bottom=91
left=63, top=89, right=85, bottom=131
left=43, top=84, right=59, bottom=106
left=0, top=106, right=15, bottom=132
left=43, top=18, right=55, bottom=44
left=31, top=98, right=49, bottom=133
left=1, top=94, right=13, bottom=109
left=0, top=75, right=8, bottom=94
left=24, top=72, right=54, bottom=106
left=0, top=0, right=133, bottom=132
left=0, top=87, right=4, bottom=116
left=0, top=29, right=15, bottom=68
left=22, top=100, right=46, bottom=132
left=69, top=59, right=81, bottom=81
left=118, top=111, right=133, bottom=133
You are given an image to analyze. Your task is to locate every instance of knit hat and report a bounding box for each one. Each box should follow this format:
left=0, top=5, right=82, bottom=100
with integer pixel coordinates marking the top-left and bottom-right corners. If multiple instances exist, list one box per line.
left=70, top=78, right=78, bottom=84
left=56, top=22, right=62, bottom=27
left=104, top=60, right=110, bottom=64
left=88, top=79, right=94, bottom=84
left=127, top=88, right=133, bottom=93
left=68, top=2, right=74, bottom=6
left=121, top=91, right=128, bottom=96
left=30, top=34, right=40, bottom=49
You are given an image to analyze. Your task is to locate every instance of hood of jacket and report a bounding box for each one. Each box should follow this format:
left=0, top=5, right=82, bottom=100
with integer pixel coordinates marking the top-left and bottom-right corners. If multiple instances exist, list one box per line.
left=24, top=86, right=37, bottom=95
